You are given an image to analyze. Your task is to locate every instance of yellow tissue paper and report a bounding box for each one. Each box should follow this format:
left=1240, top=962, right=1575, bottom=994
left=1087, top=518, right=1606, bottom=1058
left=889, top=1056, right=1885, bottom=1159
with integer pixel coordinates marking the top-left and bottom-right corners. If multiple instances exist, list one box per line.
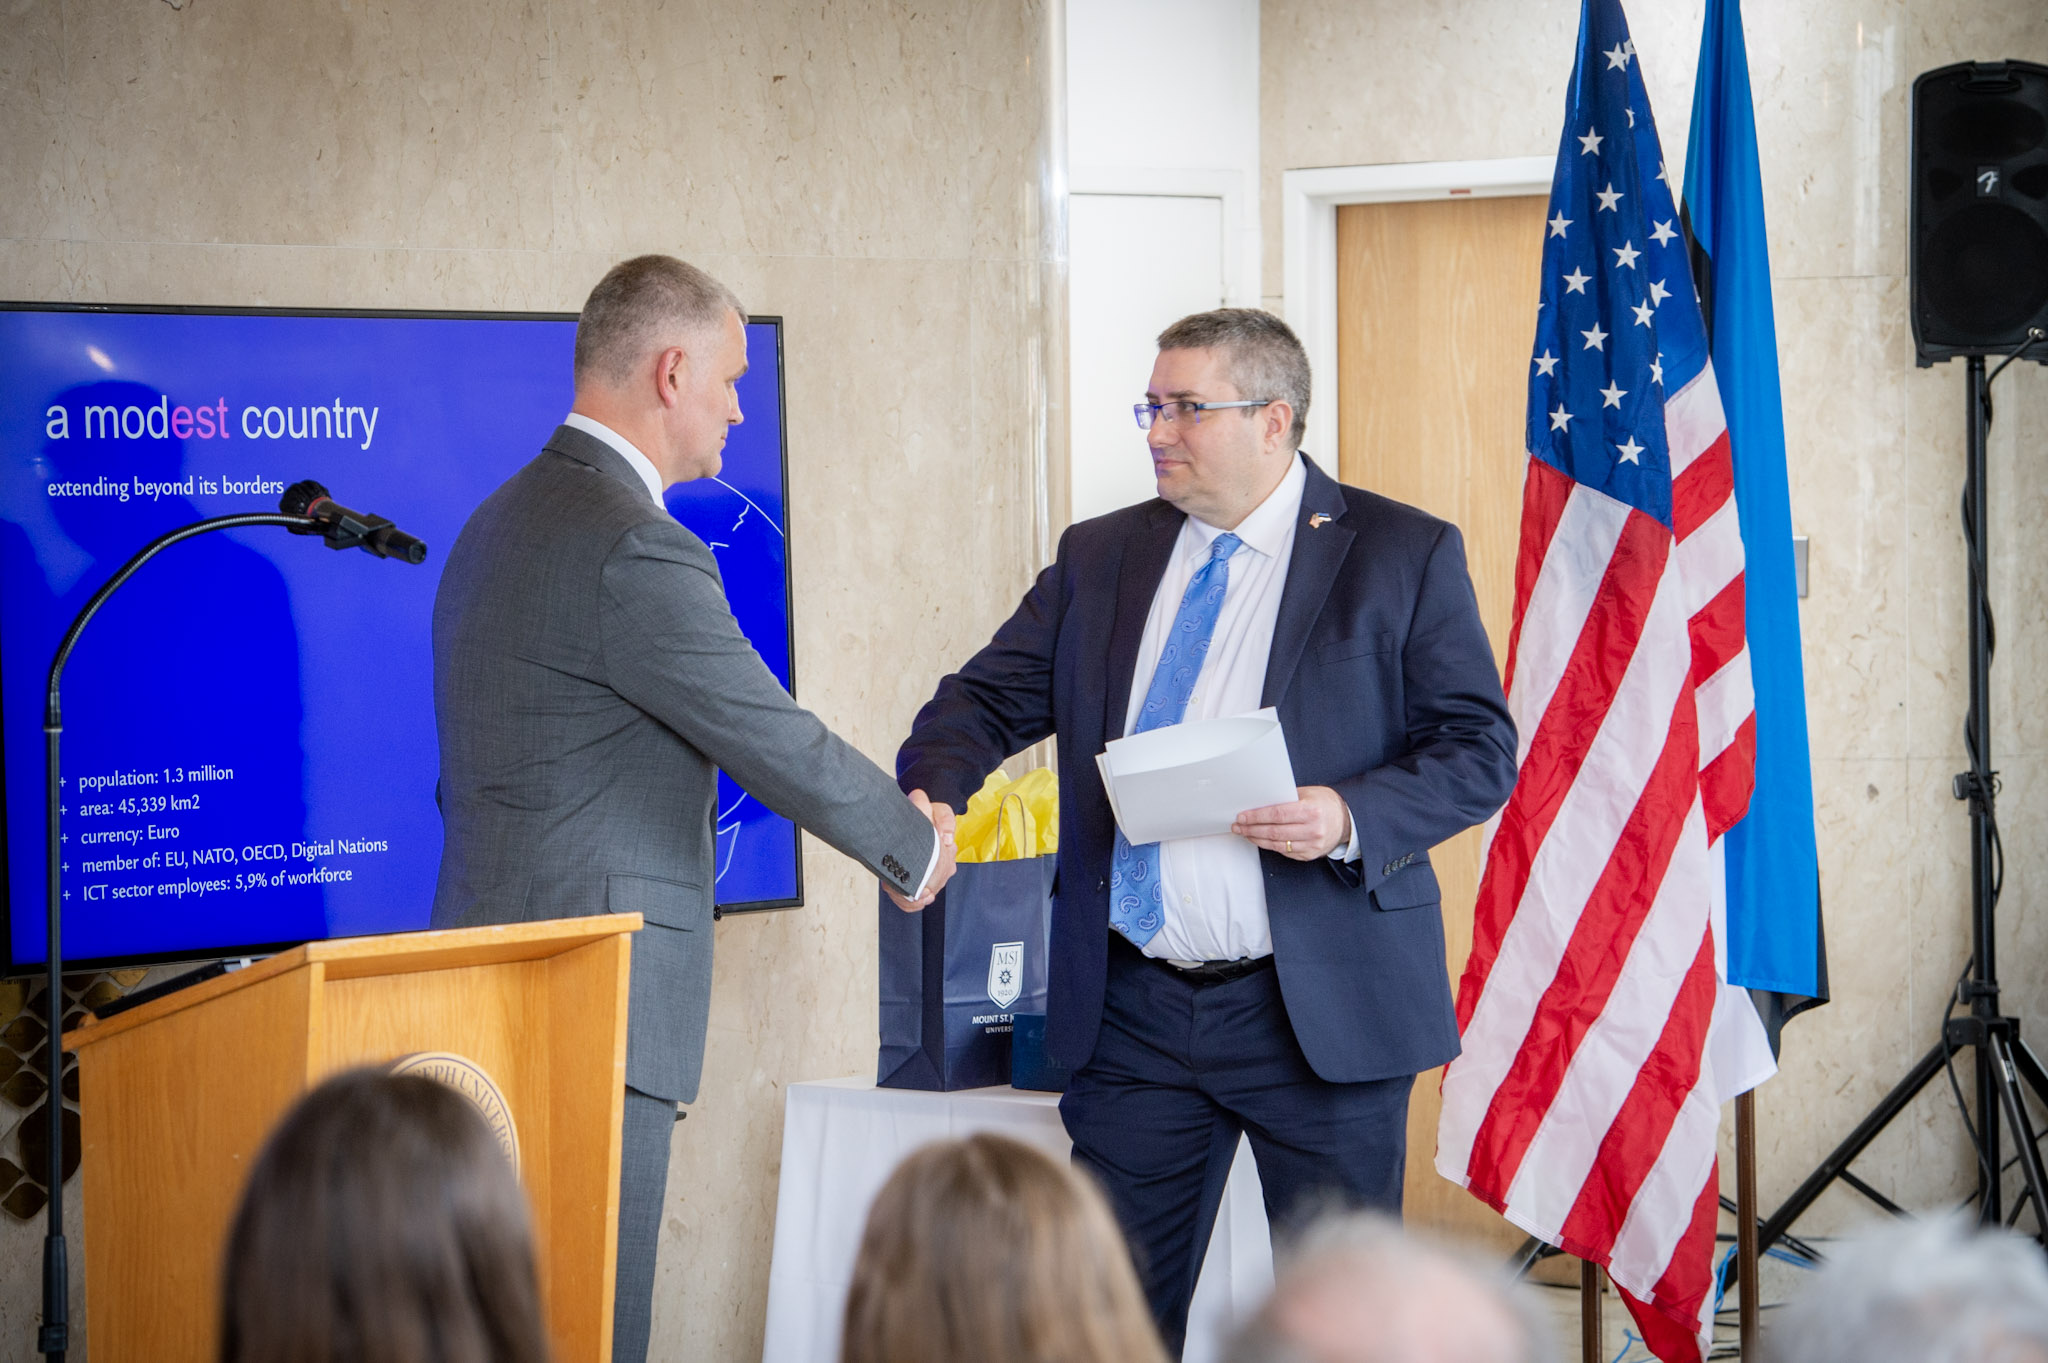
left=954, top=767, right=1059, bottom=863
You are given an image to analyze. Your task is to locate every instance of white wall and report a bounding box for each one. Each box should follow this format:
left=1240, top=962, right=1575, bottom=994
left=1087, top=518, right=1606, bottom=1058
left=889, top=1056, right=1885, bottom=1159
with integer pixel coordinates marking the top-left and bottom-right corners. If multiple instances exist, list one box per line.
left=1069, top=193, right=1228, bottom=518
left=1066, top=0, right=1262, bottom=521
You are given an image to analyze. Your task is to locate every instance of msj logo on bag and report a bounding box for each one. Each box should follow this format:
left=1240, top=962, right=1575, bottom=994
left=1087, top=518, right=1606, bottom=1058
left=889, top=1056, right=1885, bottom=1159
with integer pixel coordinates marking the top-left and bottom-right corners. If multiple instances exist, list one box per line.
left=987, top=941, right=1024, bottom=1009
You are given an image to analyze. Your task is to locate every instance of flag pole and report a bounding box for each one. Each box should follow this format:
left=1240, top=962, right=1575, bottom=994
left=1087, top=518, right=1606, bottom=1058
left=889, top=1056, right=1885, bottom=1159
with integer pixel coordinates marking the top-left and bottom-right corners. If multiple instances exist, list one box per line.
left=1581, top=1259, right=1602, bottom=1363
left=1736, top=1090, right=1759, bottom=1356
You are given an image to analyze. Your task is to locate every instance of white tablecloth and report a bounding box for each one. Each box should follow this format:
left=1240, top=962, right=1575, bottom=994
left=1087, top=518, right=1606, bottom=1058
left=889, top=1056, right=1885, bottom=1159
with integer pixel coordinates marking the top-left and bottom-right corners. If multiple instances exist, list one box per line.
left=761, top=1077, right=1274, bottom=1363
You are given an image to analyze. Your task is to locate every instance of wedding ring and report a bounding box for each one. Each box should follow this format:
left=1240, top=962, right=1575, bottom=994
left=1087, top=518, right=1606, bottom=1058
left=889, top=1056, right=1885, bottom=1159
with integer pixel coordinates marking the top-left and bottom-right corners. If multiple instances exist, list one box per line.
left=1286, top=840, right=1293, bottom=854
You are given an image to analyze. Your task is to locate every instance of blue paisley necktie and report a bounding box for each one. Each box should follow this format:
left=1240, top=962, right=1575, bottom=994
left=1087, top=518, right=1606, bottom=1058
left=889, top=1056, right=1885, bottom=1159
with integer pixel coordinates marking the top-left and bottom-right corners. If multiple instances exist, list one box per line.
left=1109, top=532, right=1243, bottom=948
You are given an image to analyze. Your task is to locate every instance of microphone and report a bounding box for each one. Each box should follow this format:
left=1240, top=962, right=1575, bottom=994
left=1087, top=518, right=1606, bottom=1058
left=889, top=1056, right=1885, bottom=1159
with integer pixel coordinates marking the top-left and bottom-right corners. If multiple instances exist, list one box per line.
left=280, top=480, right=428, bottom=564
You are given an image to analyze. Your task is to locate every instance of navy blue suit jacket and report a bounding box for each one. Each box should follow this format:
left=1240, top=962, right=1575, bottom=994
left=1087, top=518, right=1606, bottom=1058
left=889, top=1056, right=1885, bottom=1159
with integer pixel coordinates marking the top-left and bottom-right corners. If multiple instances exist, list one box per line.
left=898, top=456, right=1517, bottom=1083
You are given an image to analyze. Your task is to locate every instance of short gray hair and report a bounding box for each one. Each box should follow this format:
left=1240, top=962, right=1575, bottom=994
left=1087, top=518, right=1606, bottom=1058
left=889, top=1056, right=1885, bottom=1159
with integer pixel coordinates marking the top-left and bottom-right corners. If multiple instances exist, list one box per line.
left=1157, top=308, right=1312, bottom=451
left=574, top=254, right=745, bottom=387
left=1763, top=1216, right=2048, bottom=1363
left=1223, top=1213, right=1553, bottom=1363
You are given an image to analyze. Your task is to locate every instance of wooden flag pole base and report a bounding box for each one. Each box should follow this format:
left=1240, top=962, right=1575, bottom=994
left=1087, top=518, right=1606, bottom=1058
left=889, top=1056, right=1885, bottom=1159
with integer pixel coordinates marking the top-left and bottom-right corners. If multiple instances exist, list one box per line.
left=1581, top=1257, right=1602, bottom=1363
left=1737, top=1088, right=1760, bottom=1358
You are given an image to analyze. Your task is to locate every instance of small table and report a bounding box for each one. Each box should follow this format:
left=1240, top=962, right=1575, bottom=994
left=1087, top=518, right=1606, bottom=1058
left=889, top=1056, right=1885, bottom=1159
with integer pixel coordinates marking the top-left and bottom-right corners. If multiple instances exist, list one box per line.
left=761, top=1077, right=1274, bottom=1363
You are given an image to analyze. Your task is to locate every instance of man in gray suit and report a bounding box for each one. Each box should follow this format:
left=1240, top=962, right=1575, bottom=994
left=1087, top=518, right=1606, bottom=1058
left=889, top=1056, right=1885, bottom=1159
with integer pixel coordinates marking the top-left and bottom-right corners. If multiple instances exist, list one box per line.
left=432, top=254, right=955, bottom=1362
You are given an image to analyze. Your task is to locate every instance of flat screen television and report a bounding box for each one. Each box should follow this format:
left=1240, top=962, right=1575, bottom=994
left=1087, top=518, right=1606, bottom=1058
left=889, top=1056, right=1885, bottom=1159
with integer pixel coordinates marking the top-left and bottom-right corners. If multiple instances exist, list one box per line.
left=0, top=303, right=804, bottom=973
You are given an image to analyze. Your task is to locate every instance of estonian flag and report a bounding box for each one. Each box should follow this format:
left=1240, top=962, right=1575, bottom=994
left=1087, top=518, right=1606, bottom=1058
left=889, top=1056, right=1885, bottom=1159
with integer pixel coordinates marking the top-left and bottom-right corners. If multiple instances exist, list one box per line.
left=1682, top=0, right=1829, bottom=1038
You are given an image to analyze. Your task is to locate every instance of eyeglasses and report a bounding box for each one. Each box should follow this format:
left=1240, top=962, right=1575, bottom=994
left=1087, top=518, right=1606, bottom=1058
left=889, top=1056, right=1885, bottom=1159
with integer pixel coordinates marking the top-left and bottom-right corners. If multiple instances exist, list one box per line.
left=1133, top=399, right=1277, bottom=430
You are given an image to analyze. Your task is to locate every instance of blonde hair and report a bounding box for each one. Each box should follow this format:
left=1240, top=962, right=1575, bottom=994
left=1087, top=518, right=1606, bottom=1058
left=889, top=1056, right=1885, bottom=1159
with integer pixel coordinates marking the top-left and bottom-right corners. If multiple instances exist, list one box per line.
left=841, top=1133, right=1169, bottom=1363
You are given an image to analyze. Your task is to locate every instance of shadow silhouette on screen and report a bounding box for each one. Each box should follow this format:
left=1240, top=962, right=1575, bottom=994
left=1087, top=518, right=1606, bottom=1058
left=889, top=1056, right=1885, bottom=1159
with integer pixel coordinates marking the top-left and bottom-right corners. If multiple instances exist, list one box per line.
left=1, top=380, right=322, bottom=962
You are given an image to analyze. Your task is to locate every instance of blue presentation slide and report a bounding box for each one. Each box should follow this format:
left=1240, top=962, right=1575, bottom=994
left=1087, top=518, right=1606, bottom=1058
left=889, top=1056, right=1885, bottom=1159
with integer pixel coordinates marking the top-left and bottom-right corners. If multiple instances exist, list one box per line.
left=0, top=306, right=801, bottom=970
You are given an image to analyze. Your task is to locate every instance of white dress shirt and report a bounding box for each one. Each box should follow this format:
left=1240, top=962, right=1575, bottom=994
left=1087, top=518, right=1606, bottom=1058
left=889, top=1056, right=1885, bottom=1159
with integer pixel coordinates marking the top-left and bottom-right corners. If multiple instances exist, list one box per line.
left=560, top=411, right=942, bottom=895
left=565, top=412, right=666, bottom=507
left=1124, top=456, right=1356, bottom=963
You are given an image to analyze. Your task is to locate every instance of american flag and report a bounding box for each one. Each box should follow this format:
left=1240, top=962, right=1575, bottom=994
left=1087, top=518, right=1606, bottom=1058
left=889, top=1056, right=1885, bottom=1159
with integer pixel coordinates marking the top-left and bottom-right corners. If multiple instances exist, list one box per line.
left=1434, top=1, right=1771, bottom=1358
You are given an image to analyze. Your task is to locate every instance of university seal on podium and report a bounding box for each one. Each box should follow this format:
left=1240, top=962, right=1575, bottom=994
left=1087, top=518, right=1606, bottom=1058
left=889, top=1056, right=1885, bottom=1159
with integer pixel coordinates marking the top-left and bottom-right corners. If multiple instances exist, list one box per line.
left=389, top=1051, right=521, bottom=1174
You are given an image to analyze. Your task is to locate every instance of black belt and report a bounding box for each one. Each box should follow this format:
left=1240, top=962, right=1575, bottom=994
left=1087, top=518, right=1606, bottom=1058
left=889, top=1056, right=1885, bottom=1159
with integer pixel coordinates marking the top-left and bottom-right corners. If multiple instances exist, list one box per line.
left=1112, top=930, right=1273, bottom=984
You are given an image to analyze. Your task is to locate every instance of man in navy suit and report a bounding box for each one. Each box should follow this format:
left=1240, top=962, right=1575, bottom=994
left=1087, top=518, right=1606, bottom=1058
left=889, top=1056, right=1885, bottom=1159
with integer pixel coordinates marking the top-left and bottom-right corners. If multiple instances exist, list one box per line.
left=897, top=309, right=1517, bottom=1355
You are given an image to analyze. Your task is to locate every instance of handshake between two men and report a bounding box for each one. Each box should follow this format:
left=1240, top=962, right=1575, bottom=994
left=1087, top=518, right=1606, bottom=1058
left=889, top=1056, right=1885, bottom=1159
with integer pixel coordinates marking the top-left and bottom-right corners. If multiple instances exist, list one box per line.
left=429, top=251, right=1519, bottom=1363
left=879, top=783, right=1361, bottom=914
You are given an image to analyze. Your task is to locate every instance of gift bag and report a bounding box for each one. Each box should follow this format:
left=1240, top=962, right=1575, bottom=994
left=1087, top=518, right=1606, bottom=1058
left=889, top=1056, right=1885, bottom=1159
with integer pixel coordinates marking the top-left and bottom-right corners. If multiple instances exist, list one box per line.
left=878, top=771, right=1056, bottom=1091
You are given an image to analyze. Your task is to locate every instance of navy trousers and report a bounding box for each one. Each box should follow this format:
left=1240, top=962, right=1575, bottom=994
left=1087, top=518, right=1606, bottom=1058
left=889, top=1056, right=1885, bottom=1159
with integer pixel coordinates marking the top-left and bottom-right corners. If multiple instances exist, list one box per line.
left=1061, top=934, right=1413, bottom=1358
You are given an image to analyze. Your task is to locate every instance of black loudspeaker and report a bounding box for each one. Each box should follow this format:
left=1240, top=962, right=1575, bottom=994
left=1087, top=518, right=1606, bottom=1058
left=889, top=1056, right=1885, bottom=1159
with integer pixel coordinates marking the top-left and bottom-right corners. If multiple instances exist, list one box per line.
left=1911, top=60, right=2048, bottom=366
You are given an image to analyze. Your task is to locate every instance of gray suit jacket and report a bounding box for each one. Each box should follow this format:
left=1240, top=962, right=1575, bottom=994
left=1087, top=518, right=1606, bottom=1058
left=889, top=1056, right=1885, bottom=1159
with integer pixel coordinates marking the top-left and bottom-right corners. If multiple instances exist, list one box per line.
left=431, top=424, right=933, bottom=1103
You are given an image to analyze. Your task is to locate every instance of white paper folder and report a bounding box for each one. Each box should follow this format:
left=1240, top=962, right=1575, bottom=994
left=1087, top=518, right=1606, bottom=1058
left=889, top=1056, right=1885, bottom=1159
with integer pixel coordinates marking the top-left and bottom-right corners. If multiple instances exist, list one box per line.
left=1096, top=708, right=1299, bottom=845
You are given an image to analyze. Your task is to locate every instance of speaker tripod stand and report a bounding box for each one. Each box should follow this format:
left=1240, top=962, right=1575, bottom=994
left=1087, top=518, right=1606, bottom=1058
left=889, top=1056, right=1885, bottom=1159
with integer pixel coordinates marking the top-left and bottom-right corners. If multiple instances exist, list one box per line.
left=1746, top=337, right=2048, bottom=1272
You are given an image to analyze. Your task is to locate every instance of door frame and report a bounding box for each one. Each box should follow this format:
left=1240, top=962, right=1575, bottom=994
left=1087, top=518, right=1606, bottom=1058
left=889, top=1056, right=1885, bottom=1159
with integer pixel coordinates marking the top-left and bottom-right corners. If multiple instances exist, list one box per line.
left=1280, top=156, right=1553, bottom=461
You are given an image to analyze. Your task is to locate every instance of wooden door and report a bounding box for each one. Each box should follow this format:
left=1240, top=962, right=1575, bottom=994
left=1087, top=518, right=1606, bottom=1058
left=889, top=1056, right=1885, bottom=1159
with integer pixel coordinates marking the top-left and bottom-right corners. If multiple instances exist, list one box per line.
left=1335, top=194, right=1546, bottom=1254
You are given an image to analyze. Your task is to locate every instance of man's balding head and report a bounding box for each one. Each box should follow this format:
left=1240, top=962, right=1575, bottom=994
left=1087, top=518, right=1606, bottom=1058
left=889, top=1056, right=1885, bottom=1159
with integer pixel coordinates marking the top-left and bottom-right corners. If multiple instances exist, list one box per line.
left=574, top=254, right=744, bottom=390
left=1225, top=1215, right=1551, bottom=1363
left=567, top=254, right=750, bottom=487
left=1763, top=1216, right=2048, bottom=1363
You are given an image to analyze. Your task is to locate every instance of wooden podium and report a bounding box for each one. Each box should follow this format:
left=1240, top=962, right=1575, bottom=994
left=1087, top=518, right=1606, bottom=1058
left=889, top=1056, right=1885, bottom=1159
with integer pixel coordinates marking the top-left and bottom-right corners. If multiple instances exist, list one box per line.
left=63, top=915, right=640, bottom=1363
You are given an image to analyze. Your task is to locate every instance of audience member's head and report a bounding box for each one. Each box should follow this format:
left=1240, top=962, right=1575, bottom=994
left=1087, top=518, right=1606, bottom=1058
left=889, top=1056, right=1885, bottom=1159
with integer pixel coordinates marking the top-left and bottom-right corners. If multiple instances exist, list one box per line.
left=1224, top=1213, right=1551, bottom=1363
left=1763, top=1215, right=2048, bottom=1363
left=219, top=1067, right=549, bottom=1363
left=841, top=1132, right=1168, bottom=1363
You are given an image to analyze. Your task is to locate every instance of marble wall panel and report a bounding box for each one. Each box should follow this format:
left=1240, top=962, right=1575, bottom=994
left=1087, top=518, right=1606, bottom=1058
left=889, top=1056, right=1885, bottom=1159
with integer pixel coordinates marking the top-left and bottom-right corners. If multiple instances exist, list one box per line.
left=1740, top=2, right=1909, bottom=282
left=1905, top=4, right=2048, bottom=85
left=1, top=237, right=613, bottom=311
left=0, top=0, right=71, bottom=245
left=1994, top=757, right=2048, bottom=1034
left=1902, top=358, right=1972, bottom=763
left=1743, top=751, right=1962, bottom=1224
left=1984, top=367, right=2048, bottom=762
left=55, top=0, right=559, bottom=251
left=0, top=1, right=1058, bottom=1357
left=1779, top=274, right=1910, bottom=759
left=547, top=0, right=1051, bottom=264
left=1259, top=1, right=1917, bottom=294
left=1258, top=0, right=1707, bottom=301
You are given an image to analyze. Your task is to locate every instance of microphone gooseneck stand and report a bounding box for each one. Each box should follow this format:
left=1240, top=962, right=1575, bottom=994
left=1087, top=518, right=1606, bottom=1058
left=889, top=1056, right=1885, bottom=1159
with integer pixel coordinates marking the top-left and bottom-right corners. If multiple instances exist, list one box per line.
left=38, top=489, right=424, bottom=1361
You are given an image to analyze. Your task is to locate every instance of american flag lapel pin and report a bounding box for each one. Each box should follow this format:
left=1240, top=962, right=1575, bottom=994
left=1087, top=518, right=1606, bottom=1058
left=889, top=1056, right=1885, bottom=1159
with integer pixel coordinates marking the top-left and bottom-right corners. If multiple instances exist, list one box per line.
left=1308, top=513, right=1331, bottom=529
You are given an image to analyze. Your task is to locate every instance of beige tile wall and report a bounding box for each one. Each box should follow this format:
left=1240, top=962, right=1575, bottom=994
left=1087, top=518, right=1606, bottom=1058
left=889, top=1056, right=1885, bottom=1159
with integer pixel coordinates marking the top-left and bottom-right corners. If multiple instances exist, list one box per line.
left=1262, top=0, right=2048, bottom=1265
left=0, top=1, right=1060, bottom=1357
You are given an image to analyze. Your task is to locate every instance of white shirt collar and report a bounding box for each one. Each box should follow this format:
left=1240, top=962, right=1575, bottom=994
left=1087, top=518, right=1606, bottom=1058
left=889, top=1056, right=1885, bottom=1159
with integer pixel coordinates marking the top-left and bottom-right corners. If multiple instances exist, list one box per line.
left=563, top=412, right=666, bottom=509
left=1184, top=454, right=1309, bottom=560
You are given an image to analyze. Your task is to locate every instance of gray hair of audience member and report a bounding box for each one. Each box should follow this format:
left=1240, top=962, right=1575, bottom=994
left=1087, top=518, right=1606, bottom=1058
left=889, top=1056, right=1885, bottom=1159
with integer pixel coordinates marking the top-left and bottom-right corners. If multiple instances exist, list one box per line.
left=574, top=253, right=745, bottom=388
left=1762, top=1215, right=2048, bottom=1363
left=1156, top=308, right=1313, bottom=451
left=1222, top=1212, right=1553, bottom=1363
left=218, top=1067, right=549, bottom=1363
